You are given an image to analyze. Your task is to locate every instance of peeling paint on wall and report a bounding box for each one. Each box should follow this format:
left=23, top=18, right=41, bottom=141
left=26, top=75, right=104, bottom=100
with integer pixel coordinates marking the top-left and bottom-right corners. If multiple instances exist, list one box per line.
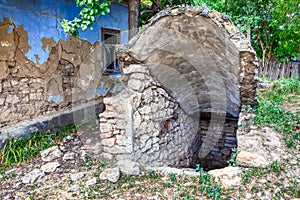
left=0, top=1, right=128, bottom=129
left=48, top=96, right=64, bottom=104
left=0, top=0, right=128, bottom=65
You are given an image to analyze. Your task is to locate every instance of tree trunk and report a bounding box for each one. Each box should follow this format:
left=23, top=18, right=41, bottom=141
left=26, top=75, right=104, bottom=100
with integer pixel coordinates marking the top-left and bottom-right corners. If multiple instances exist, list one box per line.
left=255, top=30, right=266, bottom=68
left=247, top=21, right=251, bottom=43
left=262, top=50, right=266, bottom=69
left=247, top=29, right=251, bottom=43
left=128, top=0, right=140, bottom=39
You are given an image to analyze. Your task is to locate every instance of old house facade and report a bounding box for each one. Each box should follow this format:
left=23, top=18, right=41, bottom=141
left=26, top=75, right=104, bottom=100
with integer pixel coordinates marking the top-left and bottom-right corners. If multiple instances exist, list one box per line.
left=0, top=0, right=129, bottom=134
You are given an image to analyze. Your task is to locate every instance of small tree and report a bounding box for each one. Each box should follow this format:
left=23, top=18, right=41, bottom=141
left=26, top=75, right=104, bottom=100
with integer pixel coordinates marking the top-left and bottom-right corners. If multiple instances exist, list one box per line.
left=192, top=0, right=300, bottom=64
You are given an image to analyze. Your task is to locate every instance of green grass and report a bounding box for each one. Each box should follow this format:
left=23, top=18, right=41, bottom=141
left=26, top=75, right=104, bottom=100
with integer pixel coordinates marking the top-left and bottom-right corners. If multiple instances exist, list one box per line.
left=0, top=124, right=76, bottom=172
left=251, top=77, right=300, bottom=148
left=270, top=160, right=284, bottom=176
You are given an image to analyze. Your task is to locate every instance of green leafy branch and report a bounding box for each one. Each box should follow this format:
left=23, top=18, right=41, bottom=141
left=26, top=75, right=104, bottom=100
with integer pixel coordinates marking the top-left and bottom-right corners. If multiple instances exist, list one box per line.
left=61, top=0, right=120, bottom=36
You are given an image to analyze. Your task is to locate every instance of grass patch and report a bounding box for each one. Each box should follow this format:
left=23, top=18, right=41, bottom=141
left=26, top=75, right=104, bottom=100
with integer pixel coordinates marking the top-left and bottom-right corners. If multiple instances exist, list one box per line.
left=0, top=124, right=76, bottom=171
left=251, top=77, right=300, bottom=148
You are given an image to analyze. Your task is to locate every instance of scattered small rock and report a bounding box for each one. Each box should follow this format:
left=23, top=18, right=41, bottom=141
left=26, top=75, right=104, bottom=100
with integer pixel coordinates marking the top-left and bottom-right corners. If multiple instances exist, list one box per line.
left=63, top=152, right=77, bottom=161
left=72, top=145, right=80, bottom=151
left=59, top=145, right=68, bottom=152
left=73, top=138, right=82, bottom=146
left=70, top=172, right=85, bottom=181
left=245, top=193, right=252, bottom=199
left=14, top=181, right=22, bottom=188
left=101, top=152, right=113, bottom=160
left=67, top=187, right=80, bottom=193
left=65, top=135, right=74, bottom=142
left=40, top=161, right=61, bottom=173
left=5, top=168, right=18, bottom=175
left=148, top=196, right=158, bottom=200
left=257, top=79, right=271, bottom=89
left=237, top=150, right=268, bottom=167
left=85, top=139, right=92, bottom=144
left=79, top=149, right=87, bottom=159
left=183, top=182, right=193, bottom=187
left=208, top=166, right=242, bottom=189
left=116, top=159, right=141, bottom=176
left=21, top=169, right=45, bottom=184
left=40, top=146, right=63, bottom=162
left=99, top=167, right=120, bottom=183
left=146, top=166, right=198, bottom=177
left=86, top=177, right=97, bottom=186
left=3, top=194, right=11, bottom=200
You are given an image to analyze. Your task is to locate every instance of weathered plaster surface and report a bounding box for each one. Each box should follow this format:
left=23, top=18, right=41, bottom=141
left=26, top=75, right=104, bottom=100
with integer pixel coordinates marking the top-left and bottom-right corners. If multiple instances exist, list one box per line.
left=0, top=0, right=128, bottom=65
left=0, top=0, right=128, bottom=129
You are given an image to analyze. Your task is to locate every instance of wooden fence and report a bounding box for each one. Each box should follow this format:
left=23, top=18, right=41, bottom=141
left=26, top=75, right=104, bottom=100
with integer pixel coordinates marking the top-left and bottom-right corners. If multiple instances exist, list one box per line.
left=258, top=61, right=300, bottom=81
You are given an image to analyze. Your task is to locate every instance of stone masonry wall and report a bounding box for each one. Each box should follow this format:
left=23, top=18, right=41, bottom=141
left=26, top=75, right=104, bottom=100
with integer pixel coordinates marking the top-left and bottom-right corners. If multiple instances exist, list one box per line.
left=99, top=7, right=257, bottom=170
left=100, top=64, right=198, bottom=166
left=100, top=64, right=238, bottom=170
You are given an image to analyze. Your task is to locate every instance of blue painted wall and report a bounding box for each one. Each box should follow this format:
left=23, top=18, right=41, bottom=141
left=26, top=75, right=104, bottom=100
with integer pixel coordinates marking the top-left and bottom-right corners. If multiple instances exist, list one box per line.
left=0, top=0, right=129, bottom=64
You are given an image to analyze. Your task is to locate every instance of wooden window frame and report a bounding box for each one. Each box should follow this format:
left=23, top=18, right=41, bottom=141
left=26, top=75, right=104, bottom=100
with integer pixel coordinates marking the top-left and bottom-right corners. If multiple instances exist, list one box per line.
left=101, top=28, right=121, bottom=74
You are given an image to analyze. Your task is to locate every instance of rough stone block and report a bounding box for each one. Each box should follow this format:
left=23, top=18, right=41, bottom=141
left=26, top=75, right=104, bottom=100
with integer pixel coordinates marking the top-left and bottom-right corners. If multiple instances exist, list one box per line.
left=116, top=159, right=141, bottom=176
left=128, top=79, right=144, bottom=92
left=130, top=73, right=145, bottom=80
left=103, top=145, right=128, bottom=154
left=237, top=150, right=268, bottom=167
left=11, top=80, right=19, bottom=87
left=100, top=132, right=113, bottom=139
left=139, top=106, right=151, bottom=115
left=0, top=98, right=5, bottom=105
left=6, top=94, right=19, bottom=104
left=115, top=119, right=125, bottom=130
left=100, top=124, right=114, bottom=133
left=30, top=93, right=43, bottom=100
left=99, top=167, right=120, bottom=183
left=101, top=152, right=113, bottom=160
left=99, top=111, right=118, bottom=119
left=123, top=64, right=147, bottom=74
left=133, top=111, right=142, bottom=128
left=208, top=167, right=242, bottom=189
left=101, top=138, right=115, bottom=147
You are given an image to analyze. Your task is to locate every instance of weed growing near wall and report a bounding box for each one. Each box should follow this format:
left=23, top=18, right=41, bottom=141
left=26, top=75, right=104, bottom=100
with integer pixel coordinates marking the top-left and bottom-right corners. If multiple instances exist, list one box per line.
left=253, top=77, right=300, bottom=148
left=0, top=124, right=76, bottom=171
left=227, top=148, right=239, bottom=167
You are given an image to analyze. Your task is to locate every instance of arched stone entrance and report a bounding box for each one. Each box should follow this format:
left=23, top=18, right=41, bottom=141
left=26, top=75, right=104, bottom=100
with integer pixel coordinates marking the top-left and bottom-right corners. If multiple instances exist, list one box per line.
left=99, top=7, right=258, bottom=170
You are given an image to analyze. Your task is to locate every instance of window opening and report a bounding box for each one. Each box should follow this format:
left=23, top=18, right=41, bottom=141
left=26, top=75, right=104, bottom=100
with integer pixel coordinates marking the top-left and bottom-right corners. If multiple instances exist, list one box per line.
left=102, top=28, right=121, bottom=74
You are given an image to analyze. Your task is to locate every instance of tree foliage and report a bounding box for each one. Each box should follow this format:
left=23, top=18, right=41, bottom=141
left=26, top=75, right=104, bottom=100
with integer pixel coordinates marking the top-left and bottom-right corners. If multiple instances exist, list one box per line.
left=192, top=0, right=300, bottom=62
left=61, top=0, right=119, bottom=36
left=62, top=0, right=299, bottom=62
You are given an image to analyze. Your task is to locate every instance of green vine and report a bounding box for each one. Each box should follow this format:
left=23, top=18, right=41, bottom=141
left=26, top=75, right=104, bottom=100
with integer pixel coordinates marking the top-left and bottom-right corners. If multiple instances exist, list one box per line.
left=61, top=0, right=122, bottom=36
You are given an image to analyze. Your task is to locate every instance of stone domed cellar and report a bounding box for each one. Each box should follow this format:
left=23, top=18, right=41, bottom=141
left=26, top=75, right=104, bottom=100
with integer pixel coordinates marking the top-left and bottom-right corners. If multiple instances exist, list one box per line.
left=99, top=7, right=258, bottom=170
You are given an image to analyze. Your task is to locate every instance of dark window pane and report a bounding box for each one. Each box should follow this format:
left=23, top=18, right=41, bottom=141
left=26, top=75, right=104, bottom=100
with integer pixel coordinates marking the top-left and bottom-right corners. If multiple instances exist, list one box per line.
left=101, top=28, right=121, bottom=74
